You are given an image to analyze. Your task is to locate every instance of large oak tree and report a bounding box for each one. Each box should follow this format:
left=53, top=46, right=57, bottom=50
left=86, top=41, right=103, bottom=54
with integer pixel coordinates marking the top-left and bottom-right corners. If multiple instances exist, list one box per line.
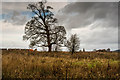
left=23, top=1, right=66, bottom=52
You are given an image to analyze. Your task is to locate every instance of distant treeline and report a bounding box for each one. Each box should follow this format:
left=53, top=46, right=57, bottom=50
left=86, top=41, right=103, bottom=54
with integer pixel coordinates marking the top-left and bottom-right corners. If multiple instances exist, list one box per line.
left=0, top=48, right=37, bottom=51
left=0, top=48, right=112, bottom=52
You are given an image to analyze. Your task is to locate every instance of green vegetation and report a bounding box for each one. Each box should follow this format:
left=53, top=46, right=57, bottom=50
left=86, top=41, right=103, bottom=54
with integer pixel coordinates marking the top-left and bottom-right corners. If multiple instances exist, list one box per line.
left=2, top=50, right=120, bottom=79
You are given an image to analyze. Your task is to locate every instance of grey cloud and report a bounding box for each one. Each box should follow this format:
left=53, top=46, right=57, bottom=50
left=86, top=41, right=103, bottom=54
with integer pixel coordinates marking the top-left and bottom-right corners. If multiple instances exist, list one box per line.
left=85, top=28, right=118, bottom=44
left=75, top=27, right=118, bottom=50
left=3, top=10, right=27, bottom=25
left=2, top=2, right=30, bottom=25
left=11, top=11, right=27, bottom=25
left=56, top=2, right=118, bottom=50
left=56, top=2, right=118, bottom=30
left=2, top=2, right=29, bottom=13
left=1, top=2, right=67, bottom=25
left=62, top=2, right=94, bottom=14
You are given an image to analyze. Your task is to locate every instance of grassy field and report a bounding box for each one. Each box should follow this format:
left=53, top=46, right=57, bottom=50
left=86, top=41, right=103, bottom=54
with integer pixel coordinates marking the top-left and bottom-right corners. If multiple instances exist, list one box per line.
left=2, top=50, right=120, bottom=79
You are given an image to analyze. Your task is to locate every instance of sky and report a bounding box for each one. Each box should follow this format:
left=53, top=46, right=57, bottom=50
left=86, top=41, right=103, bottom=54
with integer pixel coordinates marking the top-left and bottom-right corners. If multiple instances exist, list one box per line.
left=0, top=1, right=119, bottom=51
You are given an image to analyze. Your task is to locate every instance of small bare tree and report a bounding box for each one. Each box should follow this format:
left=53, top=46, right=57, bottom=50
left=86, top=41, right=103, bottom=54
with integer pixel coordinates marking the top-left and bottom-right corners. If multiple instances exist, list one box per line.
left=65, top=34, right=80, bottom=54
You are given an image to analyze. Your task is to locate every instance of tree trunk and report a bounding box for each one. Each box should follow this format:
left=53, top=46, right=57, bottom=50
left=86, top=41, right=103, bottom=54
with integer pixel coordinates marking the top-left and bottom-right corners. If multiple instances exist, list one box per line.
left=45, top=25, right=51, bottom=52
left=72, top=48, right=74, bottom=55
left=48, top=44, right=52, bottom=52
left=72, top=44, right=75, bottom=55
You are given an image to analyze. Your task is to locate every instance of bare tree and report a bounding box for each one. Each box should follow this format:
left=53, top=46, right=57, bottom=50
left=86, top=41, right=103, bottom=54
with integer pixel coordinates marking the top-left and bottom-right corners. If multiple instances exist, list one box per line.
left=23, top=1, right=66, bottom=52
left=83, top=48, right=85, bottom=52
left=65, top=34, right=80, bottom=54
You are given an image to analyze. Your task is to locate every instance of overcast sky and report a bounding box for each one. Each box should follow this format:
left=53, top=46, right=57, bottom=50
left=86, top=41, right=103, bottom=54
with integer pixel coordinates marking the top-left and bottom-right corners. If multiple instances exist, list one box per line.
left=0, top=2, right=118, bottom=51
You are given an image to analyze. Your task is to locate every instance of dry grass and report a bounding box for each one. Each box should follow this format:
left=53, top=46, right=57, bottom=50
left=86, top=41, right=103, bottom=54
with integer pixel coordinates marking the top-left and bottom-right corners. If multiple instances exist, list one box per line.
left=2, top=50, right=120, bottom=79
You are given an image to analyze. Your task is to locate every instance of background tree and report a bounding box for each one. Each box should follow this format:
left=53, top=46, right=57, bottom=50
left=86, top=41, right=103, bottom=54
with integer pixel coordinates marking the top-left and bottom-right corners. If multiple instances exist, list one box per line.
left=23, top=1, right=66, bottom=52
left=52, top=44, right=61, bottom=52
left=83, top=48, right=85, bottom=52
left=65, top=34, right=80, bottom=54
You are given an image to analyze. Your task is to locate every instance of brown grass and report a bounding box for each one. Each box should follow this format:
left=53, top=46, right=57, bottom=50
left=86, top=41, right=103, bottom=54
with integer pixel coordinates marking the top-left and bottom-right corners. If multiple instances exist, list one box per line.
left=2, top=50, right=120, bottom=79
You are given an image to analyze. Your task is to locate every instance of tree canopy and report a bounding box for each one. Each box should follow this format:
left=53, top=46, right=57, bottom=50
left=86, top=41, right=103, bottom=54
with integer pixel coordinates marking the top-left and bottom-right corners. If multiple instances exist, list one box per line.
left=23, top=1, right=66, bottom=52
